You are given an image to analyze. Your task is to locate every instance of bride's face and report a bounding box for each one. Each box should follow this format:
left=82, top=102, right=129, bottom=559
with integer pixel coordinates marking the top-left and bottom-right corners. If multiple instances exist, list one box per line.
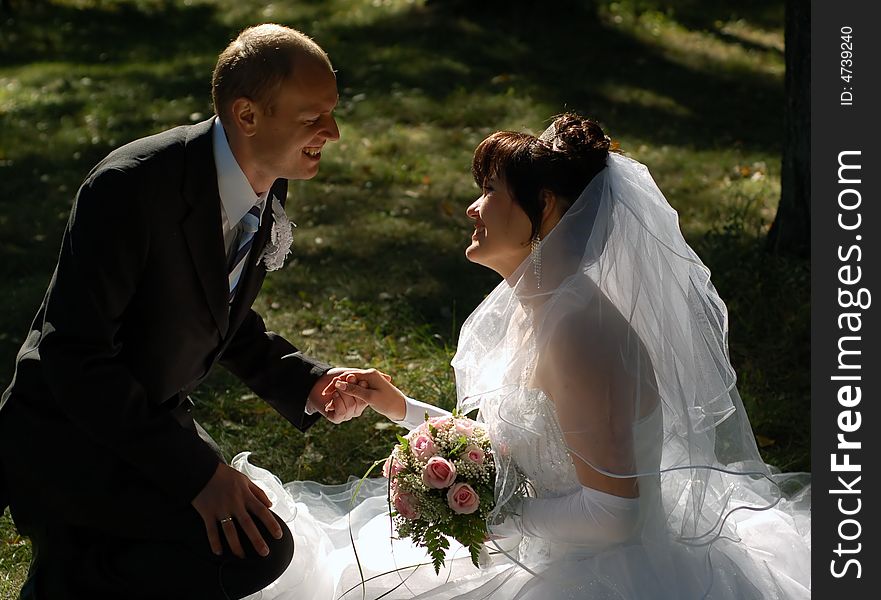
left=465, top=175, right=533, bottom=278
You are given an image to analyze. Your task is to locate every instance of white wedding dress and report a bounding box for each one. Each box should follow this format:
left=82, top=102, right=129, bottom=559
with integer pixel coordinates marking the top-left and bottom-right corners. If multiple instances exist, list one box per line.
left=235, top=152, right=810, bottom=599
left=235, top=389, right=809, bottom=600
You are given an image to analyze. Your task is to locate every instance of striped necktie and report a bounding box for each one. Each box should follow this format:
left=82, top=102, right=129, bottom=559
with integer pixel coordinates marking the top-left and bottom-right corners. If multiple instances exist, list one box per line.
left=228, top=204, right=262, bottom=304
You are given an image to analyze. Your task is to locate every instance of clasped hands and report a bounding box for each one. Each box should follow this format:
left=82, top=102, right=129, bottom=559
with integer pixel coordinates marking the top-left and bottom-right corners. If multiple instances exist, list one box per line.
left=316, top=367, right=408, bottom=422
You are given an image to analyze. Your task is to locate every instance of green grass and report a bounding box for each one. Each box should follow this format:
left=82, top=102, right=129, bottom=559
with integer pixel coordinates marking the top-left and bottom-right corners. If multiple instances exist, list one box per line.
left=0, top=0, right=807, bottom=595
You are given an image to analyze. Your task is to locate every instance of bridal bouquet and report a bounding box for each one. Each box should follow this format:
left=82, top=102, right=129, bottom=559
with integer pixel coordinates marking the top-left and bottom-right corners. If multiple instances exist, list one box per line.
left=383, top=413, right=495, bottom=573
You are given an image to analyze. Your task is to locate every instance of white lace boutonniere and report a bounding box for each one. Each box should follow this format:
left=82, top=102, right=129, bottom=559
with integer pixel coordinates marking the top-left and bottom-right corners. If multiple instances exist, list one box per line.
left=257, top=195, right=296, bottom=271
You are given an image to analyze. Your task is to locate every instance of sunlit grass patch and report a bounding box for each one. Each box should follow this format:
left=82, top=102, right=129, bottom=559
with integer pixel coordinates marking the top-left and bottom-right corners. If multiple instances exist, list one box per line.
left=0, top=509, right=30, bottom=599
left=599, top=1, right=784, bottom=79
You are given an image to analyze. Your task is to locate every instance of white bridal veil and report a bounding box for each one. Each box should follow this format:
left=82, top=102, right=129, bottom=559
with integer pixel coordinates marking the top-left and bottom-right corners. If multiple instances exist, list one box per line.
left=452, top=149, right=810, bottom=594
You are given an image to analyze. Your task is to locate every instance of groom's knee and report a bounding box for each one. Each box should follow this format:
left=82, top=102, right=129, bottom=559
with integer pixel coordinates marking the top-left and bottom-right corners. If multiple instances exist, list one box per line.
left=222, top=512, right=294, bottom=598
left=263, top=512, right=295, bottom=580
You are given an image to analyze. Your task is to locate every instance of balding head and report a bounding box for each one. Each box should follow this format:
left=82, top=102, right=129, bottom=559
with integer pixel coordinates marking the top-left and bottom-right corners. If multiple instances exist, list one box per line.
left=212, top=24, right=332, bottom=122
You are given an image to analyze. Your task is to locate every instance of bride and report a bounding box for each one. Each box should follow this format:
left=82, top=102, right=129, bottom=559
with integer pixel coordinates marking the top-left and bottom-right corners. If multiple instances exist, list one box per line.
left=235, top=113, right=811, bottom=599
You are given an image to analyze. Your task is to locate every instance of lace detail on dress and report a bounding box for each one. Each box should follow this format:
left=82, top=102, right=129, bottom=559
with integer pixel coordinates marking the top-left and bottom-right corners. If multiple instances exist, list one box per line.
left=497, top=388, right=581, bottom=498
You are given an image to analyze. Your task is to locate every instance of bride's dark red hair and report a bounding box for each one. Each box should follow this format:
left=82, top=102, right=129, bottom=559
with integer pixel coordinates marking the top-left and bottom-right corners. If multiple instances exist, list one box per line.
left=471, top=113, right=617, bottom=239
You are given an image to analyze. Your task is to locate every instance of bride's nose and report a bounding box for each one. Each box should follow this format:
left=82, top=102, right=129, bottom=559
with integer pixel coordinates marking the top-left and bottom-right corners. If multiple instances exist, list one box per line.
left=465, top=198, right=481, bottom=219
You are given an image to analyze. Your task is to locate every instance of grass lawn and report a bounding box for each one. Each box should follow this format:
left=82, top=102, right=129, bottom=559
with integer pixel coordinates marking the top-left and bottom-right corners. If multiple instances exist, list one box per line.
left=0, top=0, right=807, bottom=595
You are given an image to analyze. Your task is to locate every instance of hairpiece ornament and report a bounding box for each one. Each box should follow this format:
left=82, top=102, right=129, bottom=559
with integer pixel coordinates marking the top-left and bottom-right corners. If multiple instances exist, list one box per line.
left=538, top=122, right=564, bottom=152
left=538, top=122, right=557, bottom=143
left=257, top=195, right=296, bottom=271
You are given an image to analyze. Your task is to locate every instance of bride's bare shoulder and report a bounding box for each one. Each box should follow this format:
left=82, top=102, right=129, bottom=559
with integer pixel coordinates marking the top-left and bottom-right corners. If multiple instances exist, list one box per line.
left=537, top=287, right=660, bottom=417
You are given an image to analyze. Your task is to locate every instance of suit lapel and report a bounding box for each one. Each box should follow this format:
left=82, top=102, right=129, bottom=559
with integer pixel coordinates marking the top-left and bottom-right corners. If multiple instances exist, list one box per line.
left=181, top=118, right=230, bottom=338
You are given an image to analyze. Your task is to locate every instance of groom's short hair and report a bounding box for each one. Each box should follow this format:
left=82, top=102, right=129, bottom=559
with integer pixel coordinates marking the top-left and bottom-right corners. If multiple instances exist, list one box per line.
left=212, top=24, right=331, bottom=121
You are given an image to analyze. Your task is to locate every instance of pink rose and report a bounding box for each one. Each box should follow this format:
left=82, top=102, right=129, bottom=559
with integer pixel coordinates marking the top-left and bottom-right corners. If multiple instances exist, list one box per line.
left=429, top=416, right=452, bottom=428
left=461, top=444, right=485, bottom=465
left=421, top=456, right=457, bottom=489
left=447, top=483, right=480, bottom=514
left=383, top=455, right=403, bottom=478
left=453, top=418, right=475, bottom=437
left=393, top=491, right=419, bottom=520
left=408, top=422, right=430, bottom=438
left=410, top=434, right=437, bottom=461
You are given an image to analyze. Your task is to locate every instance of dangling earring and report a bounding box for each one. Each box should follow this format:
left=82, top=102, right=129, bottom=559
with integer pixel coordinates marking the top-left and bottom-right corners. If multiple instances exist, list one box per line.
left=531, top=234, right=542, bottom=289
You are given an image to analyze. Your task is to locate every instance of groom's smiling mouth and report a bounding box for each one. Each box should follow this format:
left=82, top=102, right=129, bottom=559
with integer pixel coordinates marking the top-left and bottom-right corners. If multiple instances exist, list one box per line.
left=303, top=146, right=322, bottom=159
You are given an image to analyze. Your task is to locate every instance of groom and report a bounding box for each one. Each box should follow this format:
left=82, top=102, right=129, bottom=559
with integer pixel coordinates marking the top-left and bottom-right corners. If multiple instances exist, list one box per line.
left=0, top=24, right=365, bottom=599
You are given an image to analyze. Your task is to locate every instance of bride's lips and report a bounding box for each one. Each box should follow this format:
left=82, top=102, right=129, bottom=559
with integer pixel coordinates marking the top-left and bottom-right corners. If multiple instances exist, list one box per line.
left=471, top=225, right=486, bottom=240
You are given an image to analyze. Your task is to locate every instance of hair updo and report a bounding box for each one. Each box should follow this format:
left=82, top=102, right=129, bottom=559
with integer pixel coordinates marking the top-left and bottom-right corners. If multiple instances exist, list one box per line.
left=471, top=112, right=617, bottom=240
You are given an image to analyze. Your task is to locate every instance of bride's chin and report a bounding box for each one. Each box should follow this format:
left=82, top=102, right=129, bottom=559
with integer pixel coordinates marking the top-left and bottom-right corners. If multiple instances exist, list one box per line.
left=464, top=250, right=496, bottom=274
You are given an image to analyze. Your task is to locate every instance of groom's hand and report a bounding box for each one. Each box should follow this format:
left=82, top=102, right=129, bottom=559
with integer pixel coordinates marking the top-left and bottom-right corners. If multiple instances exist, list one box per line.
left=324, top=369, right=406, bottom=421
left=191, top=463, right=284, bottom=559
left=308, top=367, right=369, bottom=424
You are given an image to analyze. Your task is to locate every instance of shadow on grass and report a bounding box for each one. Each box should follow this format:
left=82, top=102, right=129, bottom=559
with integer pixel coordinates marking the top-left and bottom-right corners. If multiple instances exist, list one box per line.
left=0, top=0, right=785, bottom=318
left=325, top=0, right=783, bottom=152
left=273, top=232, right=499, bottom=341
left=0, top=0, right=230, bottom=67
left=616, top=0, right=785, bottom=34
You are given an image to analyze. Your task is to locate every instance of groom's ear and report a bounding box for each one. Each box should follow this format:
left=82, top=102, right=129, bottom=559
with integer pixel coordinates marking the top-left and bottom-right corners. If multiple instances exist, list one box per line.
left=230, top=97, right=258, bottom=137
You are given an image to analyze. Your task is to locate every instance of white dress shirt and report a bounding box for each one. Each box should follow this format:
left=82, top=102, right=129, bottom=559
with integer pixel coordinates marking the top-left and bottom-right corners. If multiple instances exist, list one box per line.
left=212, top=118, right=318, bottom=414
left=212, top=118, right=267, bottom=260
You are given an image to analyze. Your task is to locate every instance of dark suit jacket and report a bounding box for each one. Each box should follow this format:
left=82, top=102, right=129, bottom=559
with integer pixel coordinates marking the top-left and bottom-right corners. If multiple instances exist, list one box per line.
left=0, top=118, right=327, bottom=518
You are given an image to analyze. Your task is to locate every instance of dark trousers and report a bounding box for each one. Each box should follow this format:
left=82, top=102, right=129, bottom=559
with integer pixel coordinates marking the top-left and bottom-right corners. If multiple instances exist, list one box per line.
left=0, top=398, right=295, bottom=600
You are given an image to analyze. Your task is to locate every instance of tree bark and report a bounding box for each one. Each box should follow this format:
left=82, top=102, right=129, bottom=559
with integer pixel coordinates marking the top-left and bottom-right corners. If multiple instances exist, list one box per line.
left=767, top=0, right=810, bottom=257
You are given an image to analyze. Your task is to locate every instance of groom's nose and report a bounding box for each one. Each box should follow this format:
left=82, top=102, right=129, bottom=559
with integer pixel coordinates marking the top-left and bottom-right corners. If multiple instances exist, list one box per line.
left=323, top=116, right=340, bottom=142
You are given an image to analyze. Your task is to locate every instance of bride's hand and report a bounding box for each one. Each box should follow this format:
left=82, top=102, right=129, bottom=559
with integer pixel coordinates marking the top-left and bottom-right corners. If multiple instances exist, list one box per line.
left=325, top=369, right=406, bottom=421
left=308, top=367, right=370, bottom=423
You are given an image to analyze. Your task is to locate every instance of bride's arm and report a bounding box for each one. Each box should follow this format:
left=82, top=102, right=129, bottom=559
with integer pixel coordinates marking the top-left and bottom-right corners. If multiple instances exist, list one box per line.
left=538, top=325, right=641, bottom=499
left=393, top=396, right=452, bottom=430
left=330, top=369, right=450, bottom=429
left=494, top=368, right=643, bottom=545
left=496, top=312, right=657, bottom=545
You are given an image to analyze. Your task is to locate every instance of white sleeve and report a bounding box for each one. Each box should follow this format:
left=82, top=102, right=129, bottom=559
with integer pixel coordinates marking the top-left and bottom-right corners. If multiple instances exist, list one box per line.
left=493, top=485, right=639, bottom=546
left=392, top=396, right=451, bottom=430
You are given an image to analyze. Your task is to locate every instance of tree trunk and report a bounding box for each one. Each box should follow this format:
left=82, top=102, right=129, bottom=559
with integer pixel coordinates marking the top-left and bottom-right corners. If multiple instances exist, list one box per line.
left=767, top=0, right=810, bottom=257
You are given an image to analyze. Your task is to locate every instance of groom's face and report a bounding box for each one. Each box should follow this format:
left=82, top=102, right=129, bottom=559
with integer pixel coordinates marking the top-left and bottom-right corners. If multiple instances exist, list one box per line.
left=251, top=56, right=340, bottom=181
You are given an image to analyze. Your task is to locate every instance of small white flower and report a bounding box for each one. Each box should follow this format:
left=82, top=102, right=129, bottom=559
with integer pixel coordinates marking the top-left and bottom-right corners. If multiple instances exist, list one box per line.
left=257, top=195, right=295, bottom=271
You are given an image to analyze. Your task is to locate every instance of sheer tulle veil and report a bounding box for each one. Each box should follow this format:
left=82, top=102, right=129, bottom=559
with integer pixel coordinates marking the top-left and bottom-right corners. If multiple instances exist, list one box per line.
left=451, top=145, right=809, bottom=588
